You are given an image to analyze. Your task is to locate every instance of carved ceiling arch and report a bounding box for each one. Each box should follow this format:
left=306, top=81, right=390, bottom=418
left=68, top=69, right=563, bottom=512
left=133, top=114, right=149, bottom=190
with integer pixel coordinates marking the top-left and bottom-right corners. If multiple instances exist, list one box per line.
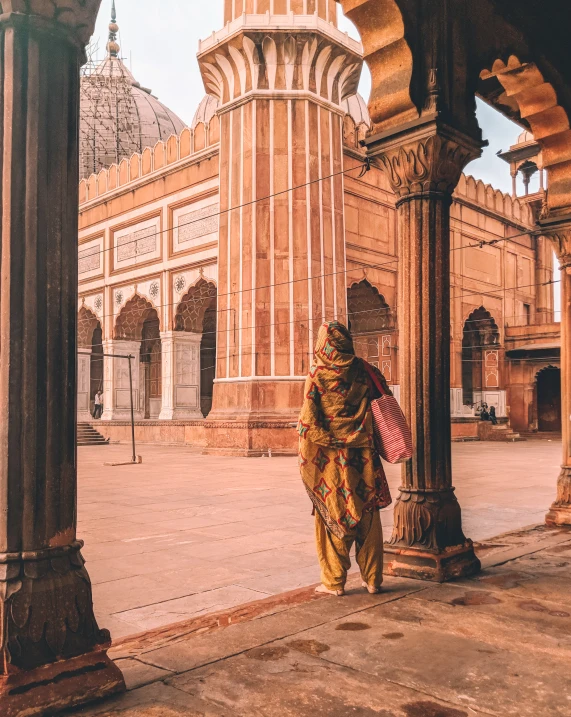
left=335, top=0, right=416, bottom=132
left=480, top=55, right=571, bottom=215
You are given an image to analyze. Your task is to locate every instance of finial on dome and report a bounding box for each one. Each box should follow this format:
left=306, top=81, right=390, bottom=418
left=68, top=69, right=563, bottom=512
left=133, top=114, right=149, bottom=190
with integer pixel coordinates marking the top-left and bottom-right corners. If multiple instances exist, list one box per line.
left=107, top=0, right=120, bottom=58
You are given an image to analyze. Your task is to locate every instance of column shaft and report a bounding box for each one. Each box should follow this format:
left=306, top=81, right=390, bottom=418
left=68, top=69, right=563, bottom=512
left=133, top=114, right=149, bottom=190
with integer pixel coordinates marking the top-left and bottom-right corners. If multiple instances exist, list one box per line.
left=398, top=193, right=453, bottom=492
left=547, top=260, right=571, bottom=525
left=535, top=236, right=555, bottom=324
left=0, top=8, right=124, bottom=713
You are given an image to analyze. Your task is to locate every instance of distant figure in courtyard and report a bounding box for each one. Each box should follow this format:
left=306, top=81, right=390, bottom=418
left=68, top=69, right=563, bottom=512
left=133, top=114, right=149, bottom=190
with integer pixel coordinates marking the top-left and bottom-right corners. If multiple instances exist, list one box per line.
left=93, top=390, right=103, bottom=419
left=489, top=405, right=498, bottom=425
left=298, top=321, right=391, bottom=597
left=480, top=404, right=490, bottom=421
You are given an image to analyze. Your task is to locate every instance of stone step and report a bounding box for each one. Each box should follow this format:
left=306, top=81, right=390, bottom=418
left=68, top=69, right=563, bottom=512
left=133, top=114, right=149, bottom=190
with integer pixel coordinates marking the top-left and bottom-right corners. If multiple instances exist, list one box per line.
left=77, top=423, right=109, bottom=447
left=520, top=431, right=562, bottom=441
left=479, top=423, right=525, bottom=442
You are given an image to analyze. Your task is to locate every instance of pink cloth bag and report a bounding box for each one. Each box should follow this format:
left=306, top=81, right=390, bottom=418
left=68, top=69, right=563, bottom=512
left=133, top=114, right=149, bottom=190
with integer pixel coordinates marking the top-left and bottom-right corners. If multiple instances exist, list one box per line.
left=364, top=363, right=413, bottom=464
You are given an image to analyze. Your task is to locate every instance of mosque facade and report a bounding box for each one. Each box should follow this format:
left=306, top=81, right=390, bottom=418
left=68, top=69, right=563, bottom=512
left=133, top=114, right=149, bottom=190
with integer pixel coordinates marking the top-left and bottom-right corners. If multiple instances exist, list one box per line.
left=77, top=2, right=561, bottom=453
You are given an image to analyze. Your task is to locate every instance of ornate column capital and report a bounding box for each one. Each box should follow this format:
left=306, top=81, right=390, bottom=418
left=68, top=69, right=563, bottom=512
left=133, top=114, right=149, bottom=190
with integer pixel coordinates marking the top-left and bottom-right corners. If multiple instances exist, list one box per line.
left=539, top=220, right=571, bottom=271
left=367, top=123, right=483, bottom=200
left=551, top=234, right=571, bottom=272
left=0, top=0, right=102, bottom=47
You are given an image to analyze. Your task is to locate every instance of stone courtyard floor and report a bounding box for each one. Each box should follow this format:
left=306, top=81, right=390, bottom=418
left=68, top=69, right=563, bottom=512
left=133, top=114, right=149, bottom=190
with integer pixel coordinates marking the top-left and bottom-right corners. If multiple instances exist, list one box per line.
left=74, top=522, right=571, bottom=717
left=78, top=441, right=563, bottom=640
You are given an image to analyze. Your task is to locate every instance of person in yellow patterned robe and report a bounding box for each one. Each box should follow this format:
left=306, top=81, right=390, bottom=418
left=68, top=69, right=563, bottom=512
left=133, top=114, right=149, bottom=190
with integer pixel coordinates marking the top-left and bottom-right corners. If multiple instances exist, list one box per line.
left=298, top=321, right=392, bottom=596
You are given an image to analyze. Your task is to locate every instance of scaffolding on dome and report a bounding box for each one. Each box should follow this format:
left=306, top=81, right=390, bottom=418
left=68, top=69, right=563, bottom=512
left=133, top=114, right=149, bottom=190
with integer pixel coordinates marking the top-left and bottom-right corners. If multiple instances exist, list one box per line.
left=79, top=39, right=142, bottom=180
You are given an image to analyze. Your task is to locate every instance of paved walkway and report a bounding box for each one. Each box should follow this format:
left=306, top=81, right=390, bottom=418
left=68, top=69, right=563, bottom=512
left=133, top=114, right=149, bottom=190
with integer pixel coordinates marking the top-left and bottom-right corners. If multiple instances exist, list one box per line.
left=78, top=441, right=562, bottom=639
left=75, top=524, right=571, bottom=717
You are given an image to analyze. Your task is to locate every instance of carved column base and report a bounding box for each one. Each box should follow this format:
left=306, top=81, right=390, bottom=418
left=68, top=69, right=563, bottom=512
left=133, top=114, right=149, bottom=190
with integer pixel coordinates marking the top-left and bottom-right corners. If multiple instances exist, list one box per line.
left=0, top=649, right=124, bottom=717
left=546, top=466, right=571, bottom=527
left=384, top=488, right=481, bottom=582
left=0, top=542, right=126, bottom=714
left=384, top=541, right=481, bottom=582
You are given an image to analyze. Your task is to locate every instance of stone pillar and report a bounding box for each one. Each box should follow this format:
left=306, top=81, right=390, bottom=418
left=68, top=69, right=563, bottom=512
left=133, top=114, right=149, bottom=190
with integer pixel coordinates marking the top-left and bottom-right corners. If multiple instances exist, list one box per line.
left=546, top=232, right=571, bottom=525
left=535, top=235, right=555, bottom=325
left=159, top=332, right=204, bottom=420
left=0, top=2, right=125, bottom=713
left=101, top=340, right=143, bottom=421
left=370, top=123, right=483, bottom=581
left=78, top=350, right=93, bottom=421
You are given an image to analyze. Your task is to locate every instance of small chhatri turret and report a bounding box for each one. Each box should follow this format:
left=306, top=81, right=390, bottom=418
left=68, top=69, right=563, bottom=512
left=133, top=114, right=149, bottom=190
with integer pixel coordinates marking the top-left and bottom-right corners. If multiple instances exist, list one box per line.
left=107, top=0, right=120, bottom=58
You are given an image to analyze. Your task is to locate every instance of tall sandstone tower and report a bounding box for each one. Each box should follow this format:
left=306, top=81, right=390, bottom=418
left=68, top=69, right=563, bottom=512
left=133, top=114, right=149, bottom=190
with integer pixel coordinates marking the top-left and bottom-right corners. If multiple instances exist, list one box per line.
left=198, top=1, right=362, bottom=452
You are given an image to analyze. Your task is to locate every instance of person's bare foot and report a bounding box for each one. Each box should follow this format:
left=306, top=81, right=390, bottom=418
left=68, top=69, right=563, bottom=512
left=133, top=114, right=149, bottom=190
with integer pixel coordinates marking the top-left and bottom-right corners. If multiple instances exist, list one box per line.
left=315, top=584, right=345, bottom=596
left=362, top=581, right=382, bottom=594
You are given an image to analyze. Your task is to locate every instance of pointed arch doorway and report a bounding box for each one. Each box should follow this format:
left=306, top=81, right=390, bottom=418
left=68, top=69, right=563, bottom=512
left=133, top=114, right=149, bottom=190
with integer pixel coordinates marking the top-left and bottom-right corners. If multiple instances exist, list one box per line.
left=537, top=366, right=562, bottom=433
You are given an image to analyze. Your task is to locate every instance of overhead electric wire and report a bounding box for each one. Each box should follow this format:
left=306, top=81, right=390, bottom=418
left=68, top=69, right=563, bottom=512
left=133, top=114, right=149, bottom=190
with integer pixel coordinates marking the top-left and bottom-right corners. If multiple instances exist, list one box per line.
left=77, top=275, right=562, bottom=338
left=80, top=302, right=562, bottom=359
left=77, top=161, right=372, bottom=262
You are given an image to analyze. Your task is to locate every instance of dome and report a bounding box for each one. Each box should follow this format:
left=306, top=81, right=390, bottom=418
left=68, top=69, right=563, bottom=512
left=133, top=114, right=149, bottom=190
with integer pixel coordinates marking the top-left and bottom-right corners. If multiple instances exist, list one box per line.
left=341, top=93, right=371, bottom=128
left=79, top=5, right=187, bottom=180
left=516, top=130, right=534, bottom=145
left=192, top=95, right=220, bottom=129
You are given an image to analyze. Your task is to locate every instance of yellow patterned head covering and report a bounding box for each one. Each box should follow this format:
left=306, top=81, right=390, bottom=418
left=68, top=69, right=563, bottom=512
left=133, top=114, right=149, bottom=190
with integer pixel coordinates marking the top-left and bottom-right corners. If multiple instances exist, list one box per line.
left=298, top=321, right=372, bottom=449
left=313, top=321, right=355, bottom=369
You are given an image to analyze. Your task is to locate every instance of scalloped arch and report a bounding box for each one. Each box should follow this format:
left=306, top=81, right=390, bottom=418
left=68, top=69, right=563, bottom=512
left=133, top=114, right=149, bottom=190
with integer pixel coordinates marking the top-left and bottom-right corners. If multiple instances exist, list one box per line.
left=462, top=306, right=500, bottom=347
left=535, top=364, right=560, bottom=381
left=335, top=0, right=416, bottom=132
left=114, top=294, right=160, bottom=341
left=175, top=279, right=218, bottom=333
left=480, top=55, right=571, bottom=212
left=78, top=305, right=101, bottom=349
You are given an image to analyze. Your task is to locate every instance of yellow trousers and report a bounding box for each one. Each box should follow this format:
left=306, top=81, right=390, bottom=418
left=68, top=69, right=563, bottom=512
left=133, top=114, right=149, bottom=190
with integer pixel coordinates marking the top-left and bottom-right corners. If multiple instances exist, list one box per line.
left=315, top=510, right=384, bottom=591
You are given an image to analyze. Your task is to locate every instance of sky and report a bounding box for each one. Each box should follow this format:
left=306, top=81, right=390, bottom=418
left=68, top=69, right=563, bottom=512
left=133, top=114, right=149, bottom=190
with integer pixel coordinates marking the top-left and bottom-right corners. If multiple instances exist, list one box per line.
left=91, top=0, right=526, bottom=195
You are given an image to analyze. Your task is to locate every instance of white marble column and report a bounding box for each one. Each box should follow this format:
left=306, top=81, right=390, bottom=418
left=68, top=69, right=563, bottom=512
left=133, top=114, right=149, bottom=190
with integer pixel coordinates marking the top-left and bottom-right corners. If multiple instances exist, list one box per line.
left=77, top=350, right=92, bottom=421
left=159, top=332, right=203, bottom=420
left=101, top=340, right=143, bottom=421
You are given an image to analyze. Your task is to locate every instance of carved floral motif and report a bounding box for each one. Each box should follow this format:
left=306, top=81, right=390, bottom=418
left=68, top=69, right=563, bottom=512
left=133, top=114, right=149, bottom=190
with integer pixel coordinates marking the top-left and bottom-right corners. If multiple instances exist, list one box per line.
left=389, top=488, right=468, bottom=551
left=199, top=30, right=362, bottom=106
left=377, top=133, right=481, bottom=198
left=553, top=467, right=571, bottom=507
left=546, top=230, right=571, bottom=269
left=0, top=542, right=110, bottom=671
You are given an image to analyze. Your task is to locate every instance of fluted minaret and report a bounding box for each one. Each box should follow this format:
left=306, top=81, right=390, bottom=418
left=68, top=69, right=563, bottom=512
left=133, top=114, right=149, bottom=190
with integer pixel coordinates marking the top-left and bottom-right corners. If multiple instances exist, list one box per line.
left=199, top=3, right=362, bottom=436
